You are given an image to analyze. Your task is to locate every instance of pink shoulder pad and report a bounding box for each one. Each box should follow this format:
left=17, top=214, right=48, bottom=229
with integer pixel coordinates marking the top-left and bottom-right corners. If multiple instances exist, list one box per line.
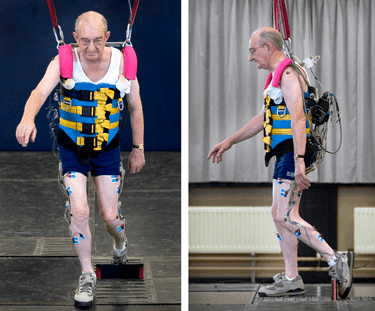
left=271, top=58, right=292, bottom=88
left=264, top=73, right=272, bottom=89
left=123, top=46, right=138, bottom=80
left=59, top=44, right=73, bottom=79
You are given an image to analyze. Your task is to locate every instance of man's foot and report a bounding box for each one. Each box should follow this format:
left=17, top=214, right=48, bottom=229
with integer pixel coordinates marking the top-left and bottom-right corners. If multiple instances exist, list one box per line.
left=258, top=272, right=305, bottom=297
left=327, top=252, right=354, bottom=300
left=110, top=242, right=128, bottom=264
left=74, top=272, right=96, bottom=303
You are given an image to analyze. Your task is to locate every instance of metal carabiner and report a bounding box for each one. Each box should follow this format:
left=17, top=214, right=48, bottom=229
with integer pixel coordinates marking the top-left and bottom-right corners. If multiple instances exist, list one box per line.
left=276, top=106, right=287, bottom=117
left=53, top=25, right=65, bottom=49
left=62, top=98, right=72, bottom=110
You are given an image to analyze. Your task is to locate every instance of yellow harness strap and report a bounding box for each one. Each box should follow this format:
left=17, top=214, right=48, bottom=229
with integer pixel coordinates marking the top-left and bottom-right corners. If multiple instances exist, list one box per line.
left=262, top=95, right=312, bottom=153
left=60, top=87, right=120, bottom=151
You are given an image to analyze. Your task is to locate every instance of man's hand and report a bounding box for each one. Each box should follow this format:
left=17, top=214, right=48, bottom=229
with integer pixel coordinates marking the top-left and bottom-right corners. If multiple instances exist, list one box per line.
left=207, top=139, right=232, bottom=164
left=294, top=158, right=311, bottom=190
left=16, top=122, right=37, bottom=147
left=128, top=149, right=145, bottom=174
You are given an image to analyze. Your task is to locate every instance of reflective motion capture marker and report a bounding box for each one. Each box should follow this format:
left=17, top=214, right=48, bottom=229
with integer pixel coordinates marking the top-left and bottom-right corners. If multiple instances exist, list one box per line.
left=276, top=232, right=282, bottom=241
left=72, top=233, right=86, bottom=244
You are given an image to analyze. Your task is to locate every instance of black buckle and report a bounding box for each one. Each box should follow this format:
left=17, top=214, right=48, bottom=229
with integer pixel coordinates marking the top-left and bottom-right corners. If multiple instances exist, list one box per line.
left=81, top=123, right=95, bottom=134
left=79, top=90, right=93, bottom=101
left=81, top=106, right=95, bottom=117
left=84, top=137, right=97, bottom=148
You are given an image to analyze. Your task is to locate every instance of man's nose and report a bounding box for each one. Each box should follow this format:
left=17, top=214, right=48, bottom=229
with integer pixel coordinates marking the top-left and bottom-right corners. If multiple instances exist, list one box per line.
left=88, top=41, right=96, bottom=50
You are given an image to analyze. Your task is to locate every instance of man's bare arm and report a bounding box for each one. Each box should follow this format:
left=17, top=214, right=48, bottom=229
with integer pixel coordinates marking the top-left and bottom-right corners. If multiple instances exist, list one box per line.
left=126, top=78, right=144, bottom=146
left=19, top=56, right=60, bottom=122
left=227, top=107, right=265, bottom=145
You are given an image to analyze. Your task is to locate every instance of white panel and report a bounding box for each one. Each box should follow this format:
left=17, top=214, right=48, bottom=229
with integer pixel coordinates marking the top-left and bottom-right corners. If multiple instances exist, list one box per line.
left=354, top=207, right=375, bottom=254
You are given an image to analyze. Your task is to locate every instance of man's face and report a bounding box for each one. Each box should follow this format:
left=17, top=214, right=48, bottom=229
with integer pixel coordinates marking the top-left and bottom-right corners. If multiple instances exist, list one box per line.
left=74, top=22, right=109, bottom=61
left=248, top=37, right=268, bottom=70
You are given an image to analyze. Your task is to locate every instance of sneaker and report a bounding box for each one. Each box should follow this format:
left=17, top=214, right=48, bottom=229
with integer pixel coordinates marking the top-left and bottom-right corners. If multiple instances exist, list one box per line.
left=258, top=272, right=305, bottom=297
left=74, top=272, right=96, bottom=307
left=328, top=251, right=354, bottom=299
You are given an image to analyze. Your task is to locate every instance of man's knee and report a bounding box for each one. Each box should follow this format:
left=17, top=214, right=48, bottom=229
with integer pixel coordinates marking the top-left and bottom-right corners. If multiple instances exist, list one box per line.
left=272, top=178, right=296, bottom=222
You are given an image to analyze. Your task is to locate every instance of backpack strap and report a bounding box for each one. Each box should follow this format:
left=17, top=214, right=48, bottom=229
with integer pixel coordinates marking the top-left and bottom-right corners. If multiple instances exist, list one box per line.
left=122, top=46, right=138, bottom=80
left=58, top=44, right=73, bottom=79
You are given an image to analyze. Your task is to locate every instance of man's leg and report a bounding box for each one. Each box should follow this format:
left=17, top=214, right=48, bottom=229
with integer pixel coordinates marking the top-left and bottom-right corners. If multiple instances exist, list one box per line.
left=64, top=172, right=94, bottom=274
left=271, top=179, right=299, bottom=279
left=93, top=175, right=126, bottom=257
left=272, top=178, right=336, bottom=278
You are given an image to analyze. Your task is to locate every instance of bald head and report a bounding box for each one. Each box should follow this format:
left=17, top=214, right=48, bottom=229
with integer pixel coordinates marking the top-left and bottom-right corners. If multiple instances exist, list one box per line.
left=73, top=11, right=110, bottom=62
left=75, top=11, right=108, bottom=35
left=251, top=27, right=283, bottom=51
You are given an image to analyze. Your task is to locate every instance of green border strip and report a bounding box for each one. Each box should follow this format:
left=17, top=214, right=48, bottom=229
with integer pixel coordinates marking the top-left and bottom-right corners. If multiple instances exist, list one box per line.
left=181, top=0, right=189, bottom=311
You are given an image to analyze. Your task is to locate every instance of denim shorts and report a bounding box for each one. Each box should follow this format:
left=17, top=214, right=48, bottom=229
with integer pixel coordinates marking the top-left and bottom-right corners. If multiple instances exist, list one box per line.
left=273, top=152, right=315, bottom=180
left=59, top=145, right=121, bottom=177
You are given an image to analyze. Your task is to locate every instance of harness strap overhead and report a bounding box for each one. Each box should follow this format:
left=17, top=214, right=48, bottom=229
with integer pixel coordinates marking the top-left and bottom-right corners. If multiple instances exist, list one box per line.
left=274, top=0, right=290, bottom=40
left=46, top=0, right=58, bottom=29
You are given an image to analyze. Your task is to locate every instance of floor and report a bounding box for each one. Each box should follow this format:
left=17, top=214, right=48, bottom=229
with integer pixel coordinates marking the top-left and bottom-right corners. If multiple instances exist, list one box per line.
left=0, top=180, right=181, bottom=311
left=189, top=273, right=375, bottom=311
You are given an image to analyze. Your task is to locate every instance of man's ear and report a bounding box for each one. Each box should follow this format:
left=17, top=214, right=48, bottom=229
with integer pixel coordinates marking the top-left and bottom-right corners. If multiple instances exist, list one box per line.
left=73, top=32, right=79, bottom=42
left=105, top=31, right=111, bottom=41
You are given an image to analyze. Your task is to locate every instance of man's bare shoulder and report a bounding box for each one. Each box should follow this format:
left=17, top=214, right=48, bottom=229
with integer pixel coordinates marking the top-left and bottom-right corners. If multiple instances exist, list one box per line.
left=280, top=66, right=305, bottom=90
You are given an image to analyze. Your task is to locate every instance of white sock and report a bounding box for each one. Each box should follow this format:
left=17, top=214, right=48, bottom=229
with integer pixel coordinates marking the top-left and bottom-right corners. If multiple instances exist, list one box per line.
left=114, top=242, right=126, bottom=255
left=285, top=275, right=294, bottom=281
left=328, top=256, right=338, bottom=267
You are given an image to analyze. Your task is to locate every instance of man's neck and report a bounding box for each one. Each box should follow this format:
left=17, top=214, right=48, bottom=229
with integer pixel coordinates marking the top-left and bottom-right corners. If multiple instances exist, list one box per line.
left=269, top=52, right=286, bottom=73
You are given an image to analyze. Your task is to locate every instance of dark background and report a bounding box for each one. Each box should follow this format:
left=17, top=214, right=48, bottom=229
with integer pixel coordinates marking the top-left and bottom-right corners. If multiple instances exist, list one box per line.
left=0, top=0, right=181, bottom=266
left=0, top=0, right=181, bottom=151
left=189, top=0, right=375, bottom=186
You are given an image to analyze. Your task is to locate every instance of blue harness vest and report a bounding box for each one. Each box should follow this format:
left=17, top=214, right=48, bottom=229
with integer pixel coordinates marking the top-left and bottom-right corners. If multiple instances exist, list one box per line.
left=263, top=59, right=311, bottom=165
left=59, top=82, right=123, bottom=151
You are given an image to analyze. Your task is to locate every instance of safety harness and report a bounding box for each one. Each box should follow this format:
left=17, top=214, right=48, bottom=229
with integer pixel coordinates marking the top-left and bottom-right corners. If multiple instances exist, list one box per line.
left=262, top=0, right=341, bottom=173
left=47, top=0, right=139, bottom=153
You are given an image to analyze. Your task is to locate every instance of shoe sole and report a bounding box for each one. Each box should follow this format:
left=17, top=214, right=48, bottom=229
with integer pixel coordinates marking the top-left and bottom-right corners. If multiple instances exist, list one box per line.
left=339, top=251, right=355, bottom=299
left=256, top=279, right=305, bottom=297
left=74, top=299, right=94, bottom=307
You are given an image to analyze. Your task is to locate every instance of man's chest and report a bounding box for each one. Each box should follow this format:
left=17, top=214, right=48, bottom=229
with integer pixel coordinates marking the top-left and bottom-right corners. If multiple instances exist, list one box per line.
left=80, top=62, right=111, bottom=82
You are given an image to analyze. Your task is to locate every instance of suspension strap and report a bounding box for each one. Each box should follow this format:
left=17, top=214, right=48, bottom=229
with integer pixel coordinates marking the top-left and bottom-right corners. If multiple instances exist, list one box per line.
left=124, top=0, right=140, bottom=45
left=46, top=0, right=65, bottom=48
left=273, top=0, right=292, bottom=58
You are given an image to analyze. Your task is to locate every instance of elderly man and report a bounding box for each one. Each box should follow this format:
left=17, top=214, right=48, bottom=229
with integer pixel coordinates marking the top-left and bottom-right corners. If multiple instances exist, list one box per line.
left=16, top=11, right=145, bottom=306
left=208, top=27, right=353, bottom=298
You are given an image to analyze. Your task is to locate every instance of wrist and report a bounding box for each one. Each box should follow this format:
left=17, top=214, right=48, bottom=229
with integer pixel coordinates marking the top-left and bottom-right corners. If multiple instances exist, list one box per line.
left=132, top=144, right=144, bottom=150
left=21, top=117, right=35, bottom=124
left=225, top=137, right=234, bottom=146
left=294, top=154, right=305, bottom=160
